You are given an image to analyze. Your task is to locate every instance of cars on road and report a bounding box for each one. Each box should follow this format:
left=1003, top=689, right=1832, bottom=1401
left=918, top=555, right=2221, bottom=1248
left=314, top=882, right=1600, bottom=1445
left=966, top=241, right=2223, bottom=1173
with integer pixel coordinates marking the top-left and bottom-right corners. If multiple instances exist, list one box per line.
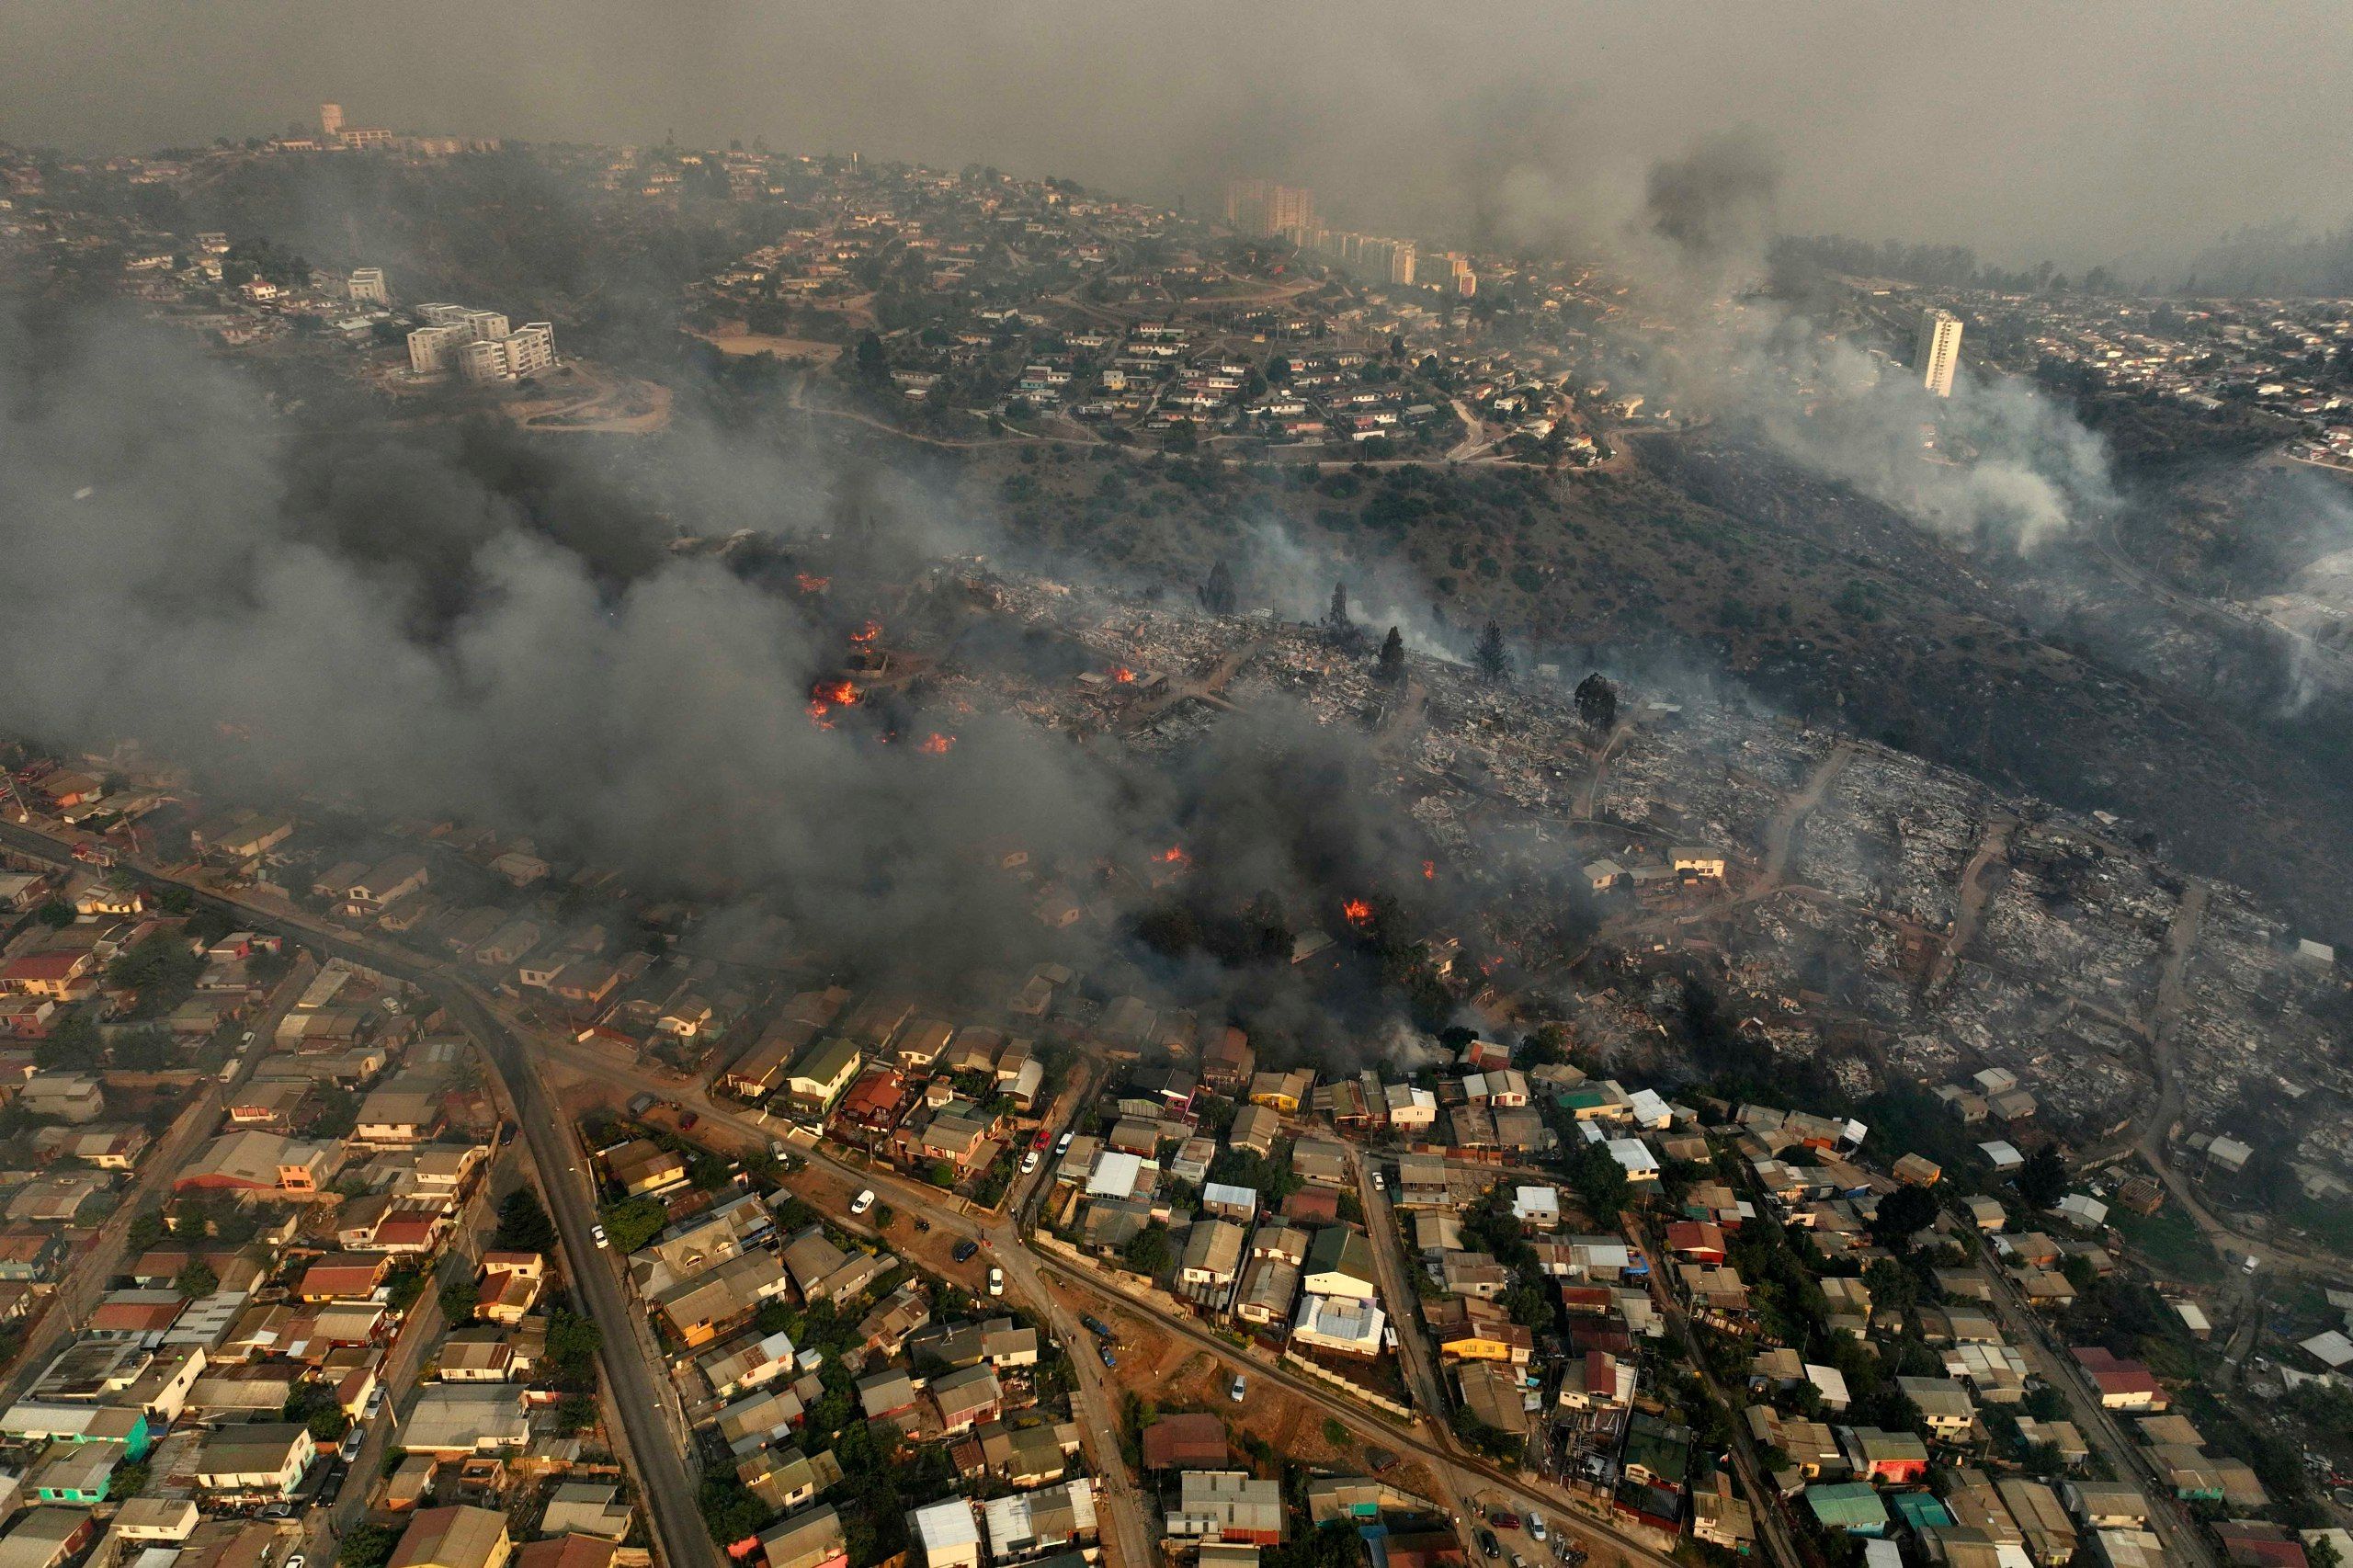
left=1021, top=1151, right=1040, bottom=1174
left=1099, top=1344, right=1118, bottom=1368
left=987, top=1267, right=1005, bottom=1296
left=850, top=1188, right=876, bottom=1216
left=1477, top=1530, right=1502, bottom=1559
left=1528, top=1512, right=1546, bottom=1542
left=953, top=1239, right=981, bottom=1263
left=591, top=1223, right=608, bottom=1249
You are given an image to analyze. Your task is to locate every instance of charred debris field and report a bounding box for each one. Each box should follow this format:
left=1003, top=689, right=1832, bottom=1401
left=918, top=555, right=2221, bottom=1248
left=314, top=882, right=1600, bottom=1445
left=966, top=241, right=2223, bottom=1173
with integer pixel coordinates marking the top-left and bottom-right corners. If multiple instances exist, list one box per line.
left=947, top=426, right=2353, bottom=943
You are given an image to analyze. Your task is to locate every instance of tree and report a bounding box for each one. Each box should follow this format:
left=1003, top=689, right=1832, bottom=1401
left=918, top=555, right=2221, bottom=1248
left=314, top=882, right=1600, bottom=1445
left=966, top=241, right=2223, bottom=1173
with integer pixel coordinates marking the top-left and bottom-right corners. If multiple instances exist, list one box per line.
left=1123, top=1222, right=1174, bottom=1278
left=1199, top=560, right=1237, bottom=616
left=1326, top=583, right=1352, bottom=633
left=698, top=1472, right=772, bottom=1546
left=2017, top=1144, right=2069, bottom=1210
left=1574, top=672, right=1617, bottom=731
left=34, top=901, right=74, bottom=929
left=852, top=330, right=889, bottom=384
left=127, top=1209, right=166, bottom=1251
left=1870, top=1184, right=1940, bottom=1250
left=338, top=1523, right=404, bottom=1568
left=438, top=1277, right=479, bottom=1325
left=598, top=1197, right=667, bottom=1255
left=547, top=1307, right=604, bottom=1381
left=1568, top=1141, right=1631, bottom=1222
left=494, top=1187, right=557, bottom=1253
left=1376, top=627, right=1405, bottom=684
left=172, top=1261, right=218, bottom=1299
left=1473, top=621, right=1509, bottom=684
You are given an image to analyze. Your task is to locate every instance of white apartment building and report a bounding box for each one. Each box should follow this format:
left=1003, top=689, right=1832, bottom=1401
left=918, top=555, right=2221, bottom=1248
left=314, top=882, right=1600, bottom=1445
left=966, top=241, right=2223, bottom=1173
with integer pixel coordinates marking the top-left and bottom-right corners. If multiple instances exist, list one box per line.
left=348, top=268, right=388, bottom=304
left=1917, top=309, right=1964, bottom=398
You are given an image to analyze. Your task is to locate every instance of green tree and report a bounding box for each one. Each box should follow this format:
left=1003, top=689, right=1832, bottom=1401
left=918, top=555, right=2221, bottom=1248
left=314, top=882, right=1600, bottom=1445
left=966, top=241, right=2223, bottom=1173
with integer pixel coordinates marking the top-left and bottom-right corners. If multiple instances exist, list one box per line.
left=852, top=331, right=889, bottom=384
left=1473, top=620, right=1509, bottom=684
left=127, top=1209, right=167, bottom=1251
left=547, top=1308, right=605, bottom=1381
left=438, top=1277, right=478, bottom=1325
left=597, top=1197, right=668, bottom=1254
left=1376, top=627, right=1406, bottom=683
left=698, top=1472, right=772, bottom=1545
left=337, top=1523, right=404, bottom=1568
left=1123, top=1222, right=1174, bottom=1278
left=172, top=1261, right=219, bottom=1299
left=1574, top=672, right=1617, bottom=730
left=494, top=1187, right=557, bottom=1253
left=2017, top=1145, right=2069, bottom=1210
left=34, top=901, right=74, bottom=929
left=1870, top=1184, right=1941, bottom=1250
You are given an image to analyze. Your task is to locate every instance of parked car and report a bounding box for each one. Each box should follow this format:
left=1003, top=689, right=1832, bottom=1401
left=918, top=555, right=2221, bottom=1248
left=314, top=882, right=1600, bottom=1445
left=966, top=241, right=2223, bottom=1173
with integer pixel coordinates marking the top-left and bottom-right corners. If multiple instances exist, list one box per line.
left=1081, top=1314, right=1114, bottom=1339
left=1021, top=1151, right=1040, bottom=1174
left=1099, top=1345, right=1118, bottom=1368
left=987, top=1267, right=1005, bottom=1296
left=677, top=1112, right=699, bottom=1131
left=1230, top=1374, right=1247, bottom=1403
left=850, top=1188, right=876, bottom=1216
left=591, top=1223, right=608, bottom=1249
left=915, top=1219, right=931, bottom=1233
left=339, top=1428, right=365, bottom=1462
left=365, top=1387, right=385, bottom=1417
left=953, top=1239, right=981, bottom=1263
left=1032, top=1130, right=1051, bottom=1151
left=1477, top=1531, right=1502, bottom=1559
left=1055, top=1131, right=1074, bottom=1155
left=1528, top=1512, right=1547, bottom=1542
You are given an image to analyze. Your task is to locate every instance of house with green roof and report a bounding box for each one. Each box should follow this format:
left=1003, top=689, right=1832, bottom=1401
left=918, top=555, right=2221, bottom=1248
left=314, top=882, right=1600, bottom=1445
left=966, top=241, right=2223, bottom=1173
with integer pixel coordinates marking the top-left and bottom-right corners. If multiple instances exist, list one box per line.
left=1807, top=1483, right=1890, bottom=1537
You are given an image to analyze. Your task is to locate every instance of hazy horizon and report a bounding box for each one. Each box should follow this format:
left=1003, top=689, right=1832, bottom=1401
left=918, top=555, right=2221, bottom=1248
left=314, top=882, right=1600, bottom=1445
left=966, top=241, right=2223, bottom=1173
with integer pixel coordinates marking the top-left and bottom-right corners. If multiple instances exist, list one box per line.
left=7, top=0, right=2353, bottom=275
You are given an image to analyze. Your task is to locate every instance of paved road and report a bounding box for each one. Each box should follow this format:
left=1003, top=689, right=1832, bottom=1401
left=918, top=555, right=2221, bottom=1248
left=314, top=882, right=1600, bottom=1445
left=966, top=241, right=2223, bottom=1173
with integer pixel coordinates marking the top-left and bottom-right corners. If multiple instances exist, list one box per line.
left=1633, top=1221, right=1807, bottom=1568
left=0, top=822, right=721, bottom=1568
left=1976, top=1240, right=2219, bottom=1568
left=0, top=949, right=311, bottom=1405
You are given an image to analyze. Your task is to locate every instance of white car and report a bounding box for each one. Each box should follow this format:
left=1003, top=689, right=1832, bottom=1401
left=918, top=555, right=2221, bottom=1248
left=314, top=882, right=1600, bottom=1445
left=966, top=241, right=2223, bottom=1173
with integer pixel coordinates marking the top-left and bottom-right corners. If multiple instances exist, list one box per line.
left=591, top=1223, right=608, bottom=1250
left=1528, top=1512, right=1546, bottom=1542
left=851, top=1188, right=876, bottom=1216
left=988, top=1267, right=1005, bottom=1297
left=1370, top=1166, right=1385, bottom=1191
left=1054, top=1131, right=1073, bottom=1155
left=1021, top=1150, right=1040, bottom=1174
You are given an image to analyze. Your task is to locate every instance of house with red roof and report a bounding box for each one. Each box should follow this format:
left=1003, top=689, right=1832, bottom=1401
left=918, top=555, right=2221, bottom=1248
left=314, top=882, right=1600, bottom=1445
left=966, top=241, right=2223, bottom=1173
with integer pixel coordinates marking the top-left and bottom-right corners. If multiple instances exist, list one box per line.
left=0, top=950, right=97, bottom=1001
left=2073, top=1346, right=2167, bottom=1411
left=1665, top=1221, right=1727, bottom=1262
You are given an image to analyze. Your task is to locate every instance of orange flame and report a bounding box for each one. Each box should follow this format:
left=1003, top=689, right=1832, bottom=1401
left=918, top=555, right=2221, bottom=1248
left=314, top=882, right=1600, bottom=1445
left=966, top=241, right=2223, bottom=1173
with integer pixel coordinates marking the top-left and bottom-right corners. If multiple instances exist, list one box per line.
left=1342, top=898, right=1374, bottom=926
left=1423, top=859, right=1437, bottom=881
left=1110, top=665, right=1136, bottom=684
left=806, top=679, right=858, bottom=729
left=1154, top=846, right=1188, bottom=865
left=918, top=733, right=955, bottom=754
left=794, top=573, right=831, bottom=593
left=849, top=620, right=881, bottom=643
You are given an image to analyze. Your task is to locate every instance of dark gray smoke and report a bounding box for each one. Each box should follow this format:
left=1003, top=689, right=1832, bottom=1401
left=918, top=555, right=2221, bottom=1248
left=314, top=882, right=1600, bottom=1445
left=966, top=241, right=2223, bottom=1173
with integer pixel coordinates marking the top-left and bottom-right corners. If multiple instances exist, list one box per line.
left=1643, top=132, right=1780, bottom=266
left=0, top=302, right=1486, bottom=1060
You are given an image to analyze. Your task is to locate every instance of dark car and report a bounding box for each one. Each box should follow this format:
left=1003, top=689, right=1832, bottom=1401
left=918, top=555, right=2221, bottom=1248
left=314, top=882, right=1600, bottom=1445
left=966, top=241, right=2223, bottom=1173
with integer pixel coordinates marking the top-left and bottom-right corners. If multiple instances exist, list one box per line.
left=677, top=1111, right=699, bottom=1131
left=1477, top=1531, right=1502, bottom=1560
left=952, top=1239, right=981, bottom=1263
left=1099, top=1345, right=1118, bottom=1368
left=1081, top=1314, right=1114, bottom=1339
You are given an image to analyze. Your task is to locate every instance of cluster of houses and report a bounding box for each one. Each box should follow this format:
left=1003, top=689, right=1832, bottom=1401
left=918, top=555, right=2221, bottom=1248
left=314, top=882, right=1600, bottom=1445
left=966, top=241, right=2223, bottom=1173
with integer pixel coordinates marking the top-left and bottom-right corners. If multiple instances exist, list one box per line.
left=589, top=1136, right=1108, bottom=1568
left=714, top=985, right=1052, bottom=1187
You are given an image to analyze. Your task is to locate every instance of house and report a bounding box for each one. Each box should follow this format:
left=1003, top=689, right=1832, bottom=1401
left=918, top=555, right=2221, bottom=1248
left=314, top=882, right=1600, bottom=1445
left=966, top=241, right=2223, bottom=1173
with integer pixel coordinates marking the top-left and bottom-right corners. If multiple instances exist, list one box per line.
left=1179, top=1221, right=1246, bottom=1291
left=399, top=1386, right=530, bottom=1455
left=1841, top=1427, right=1927, bottom=1485
left=982, top=1480, right=1097, bottom=1562
left=604, top=1140, right=688, bottom=1198
left=1806, top=1483, right=1890, bottom=1537
left=1227, top=1106, right=1280, bottom=1157
left=540, top=1484, right=634, bottom=1541
left=1898, top=1375, right=1976, bottom=1438
left=174, top=1131, right=335, bottom=1196
left=1291, top=1293, right=1384, bottom=1357
left=17, top=1074, right=103, bottom=1122
left=929, top=1365, right=1002, bottom=1435
left=740, top=1447, right=846, bottom=1515
left=654, top=1252, right=790, bottom=1346
left=1168, top=1472, right=1284, bottom=1546
left=759, top=1506, right=848, bottom=1568
left=388, top=1506, right=513, bottom=1568
left=785, top=1039, right=862, bottom=1113
left=2072, top=1347, right=2165, bottom=1411
left=1142, top=1414, right=1229, bottom=1471
left=909, top=1499, right=982, bottom=1568
left=0, top=1509, right=97, bottom=1568
left=1302, top=1228, right=1376, bottom=1300
left=193, top=1422, right=317, bottom=1498
left=1245, top=1070, right=1313, bottom=1115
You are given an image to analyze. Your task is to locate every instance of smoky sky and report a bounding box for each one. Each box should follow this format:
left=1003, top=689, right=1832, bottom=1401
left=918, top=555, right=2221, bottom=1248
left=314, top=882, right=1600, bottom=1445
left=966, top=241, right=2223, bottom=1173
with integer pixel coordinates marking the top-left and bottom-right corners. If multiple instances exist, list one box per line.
left=7, top=0, right=2353, bottom=271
